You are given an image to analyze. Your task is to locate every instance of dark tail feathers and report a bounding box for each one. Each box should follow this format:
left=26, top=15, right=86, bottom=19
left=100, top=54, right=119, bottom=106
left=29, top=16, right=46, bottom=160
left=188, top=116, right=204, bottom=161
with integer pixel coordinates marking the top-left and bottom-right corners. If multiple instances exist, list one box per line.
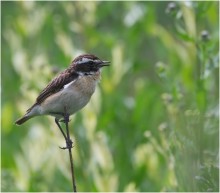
left=15, top=116, right=31, bottom=125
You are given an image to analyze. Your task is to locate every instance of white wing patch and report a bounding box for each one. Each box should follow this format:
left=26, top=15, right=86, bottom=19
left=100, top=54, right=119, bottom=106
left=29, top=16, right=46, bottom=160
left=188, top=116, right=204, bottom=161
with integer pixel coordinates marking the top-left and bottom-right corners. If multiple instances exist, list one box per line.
left=63, top=80, right=76, bottom=89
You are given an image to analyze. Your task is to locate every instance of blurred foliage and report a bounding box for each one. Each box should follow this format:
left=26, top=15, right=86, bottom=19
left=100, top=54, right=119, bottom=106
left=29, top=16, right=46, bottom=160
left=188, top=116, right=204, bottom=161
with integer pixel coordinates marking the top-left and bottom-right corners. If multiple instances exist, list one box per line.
left=1, top=1, right=219, bottom=192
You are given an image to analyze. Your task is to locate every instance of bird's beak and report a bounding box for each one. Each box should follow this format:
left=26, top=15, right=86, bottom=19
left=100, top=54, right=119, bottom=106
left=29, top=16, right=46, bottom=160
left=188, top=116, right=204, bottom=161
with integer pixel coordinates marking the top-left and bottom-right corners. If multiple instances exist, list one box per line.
left=99, top=61, right=110, bottom=68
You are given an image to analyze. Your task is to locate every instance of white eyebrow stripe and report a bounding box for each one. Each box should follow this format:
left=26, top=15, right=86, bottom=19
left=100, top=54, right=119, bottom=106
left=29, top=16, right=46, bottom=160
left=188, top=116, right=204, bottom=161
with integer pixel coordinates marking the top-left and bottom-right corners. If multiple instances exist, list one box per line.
left=76, top=58, right=93, bottom=65
left=82, top=57, right=92, bottom=62
left=63, top=80, right=76, bottom=89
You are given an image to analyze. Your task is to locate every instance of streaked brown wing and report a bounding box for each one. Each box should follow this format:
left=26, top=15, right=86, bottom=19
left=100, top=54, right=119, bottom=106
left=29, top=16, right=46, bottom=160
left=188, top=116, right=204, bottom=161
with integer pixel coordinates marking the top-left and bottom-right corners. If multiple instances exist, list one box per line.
left=27, top=69, right=78, bottom=112
left=37, top=71, right=78, bottom=104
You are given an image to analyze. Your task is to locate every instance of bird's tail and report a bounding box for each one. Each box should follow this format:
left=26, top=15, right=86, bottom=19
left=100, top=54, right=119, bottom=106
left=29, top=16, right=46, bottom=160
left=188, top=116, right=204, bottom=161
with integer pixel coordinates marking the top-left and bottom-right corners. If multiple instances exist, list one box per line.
left=15, top=115, right=32, bottom=125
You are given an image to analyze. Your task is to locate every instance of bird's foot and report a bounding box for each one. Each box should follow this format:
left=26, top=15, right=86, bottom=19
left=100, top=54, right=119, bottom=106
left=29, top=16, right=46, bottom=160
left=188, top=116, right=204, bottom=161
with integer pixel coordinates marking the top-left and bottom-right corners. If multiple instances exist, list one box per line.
left=59, top=118, right=71, bottom=123
left=59, top=138, right=73, bottom=150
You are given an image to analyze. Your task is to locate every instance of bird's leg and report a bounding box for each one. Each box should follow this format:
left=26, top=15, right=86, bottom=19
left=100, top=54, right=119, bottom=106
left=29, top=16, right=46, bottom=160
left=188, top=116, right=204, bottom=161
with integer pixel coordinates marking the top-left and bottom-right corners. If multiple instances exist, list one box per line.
left=51, top=111, right=72, bottom=149
left=55, top=118, right=67, bottom=141
left=51, top=110, right=73, bottom=149
left=60, top=106, right=73, bottom=150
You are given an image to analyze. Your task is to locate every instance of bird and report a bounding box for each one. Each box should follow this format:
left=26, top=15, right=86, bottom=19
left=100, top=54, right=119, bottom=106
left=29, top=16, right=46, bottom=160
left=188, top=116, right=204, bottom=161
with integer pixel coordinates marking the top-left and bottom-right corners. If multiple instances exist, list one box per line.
left=15, top=54, right=110, bottom=126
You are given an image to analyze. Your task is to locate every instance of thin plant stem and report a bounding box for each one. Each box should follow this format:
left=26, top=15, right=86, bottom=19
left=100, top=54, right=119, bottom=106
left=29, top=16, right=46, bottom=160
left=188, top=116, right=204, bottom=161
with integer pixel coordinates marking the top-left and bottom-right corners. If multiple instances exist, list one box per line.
left=55, top=107, right=77, bottom=192
left=64, top=107, right=77, bottom=192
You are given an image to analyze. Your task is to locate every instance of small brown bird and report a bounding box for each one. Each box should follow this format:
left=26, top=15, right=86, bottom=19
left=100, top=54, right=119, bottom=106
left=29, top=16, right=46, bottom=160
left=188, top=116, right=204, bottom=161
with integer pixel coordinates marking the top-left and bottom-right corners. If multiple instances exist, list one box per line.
left=15, top=54, right=110, bottom=125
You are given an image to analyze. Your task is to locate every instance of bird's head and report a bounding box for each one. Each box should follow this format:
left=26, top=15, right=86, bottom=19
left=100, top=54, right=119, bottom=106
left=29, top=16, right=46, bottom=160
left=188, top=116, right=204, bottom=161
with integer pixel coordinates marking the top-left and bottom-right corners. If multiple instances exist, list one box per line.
left=72, top=54, right=110, bottom=75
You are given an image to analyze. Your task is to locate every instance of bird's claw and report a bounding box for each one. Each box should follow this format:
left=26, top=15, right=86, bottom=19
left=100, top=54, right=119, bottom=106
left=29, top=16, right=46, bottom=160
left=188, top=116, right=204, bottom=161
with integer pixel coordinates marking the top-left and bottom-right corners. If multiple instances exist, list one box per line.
left=59, top=119, right=71, bottom=123
left=59, top=139, right=73, bottom=150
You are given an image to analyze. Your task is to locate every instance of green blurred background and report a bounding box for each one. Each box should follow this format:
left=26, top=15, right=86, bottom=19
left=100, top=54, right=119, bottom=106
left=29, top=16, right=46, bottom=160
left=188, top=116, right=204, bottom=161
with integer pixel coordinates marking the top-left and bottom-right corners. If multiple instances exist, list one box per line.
left=1, top=1, right=219, bottom=192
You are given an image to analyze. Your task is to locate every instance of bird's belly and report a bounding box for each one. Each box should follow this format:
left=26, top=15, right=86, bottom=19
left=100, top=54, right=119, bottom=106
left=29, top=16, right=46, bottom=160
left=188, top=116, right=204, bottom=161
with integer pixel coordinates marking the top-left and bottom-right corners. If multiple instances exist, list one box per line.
left=41, top=89, right=91, bottom=116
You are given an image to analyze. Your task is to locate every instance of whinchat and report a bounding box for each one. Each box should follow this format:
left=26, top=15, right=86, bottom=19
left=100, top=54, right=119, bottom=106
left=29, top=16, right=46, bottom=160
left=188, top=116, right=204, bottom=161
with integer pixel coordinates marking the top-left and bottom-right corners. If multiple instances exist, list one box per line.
left=15, top=54, right=110, bottom=125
